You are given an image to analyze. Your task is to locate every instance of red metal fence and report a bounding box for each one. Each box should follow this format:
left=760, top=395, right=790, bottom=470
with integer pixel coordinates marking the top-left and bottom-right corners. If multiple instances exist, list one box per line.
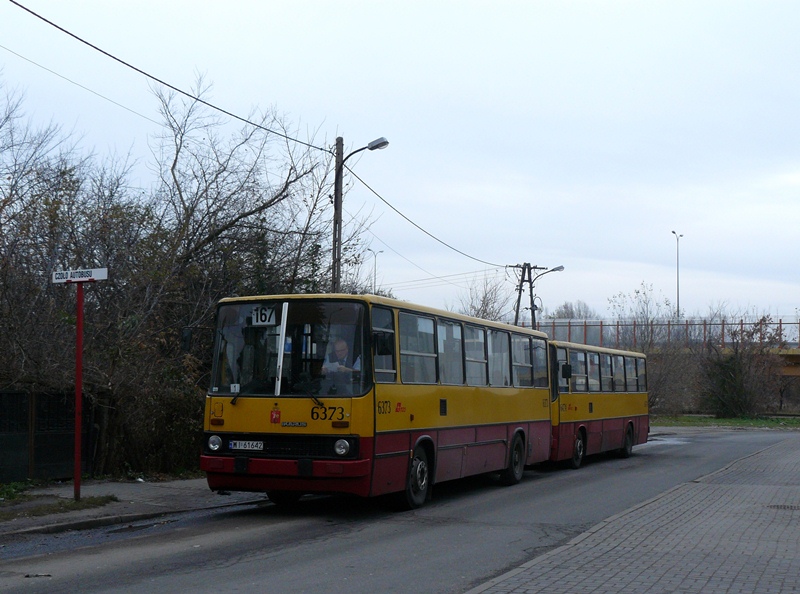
left=533, top=318, right=800, bottom=350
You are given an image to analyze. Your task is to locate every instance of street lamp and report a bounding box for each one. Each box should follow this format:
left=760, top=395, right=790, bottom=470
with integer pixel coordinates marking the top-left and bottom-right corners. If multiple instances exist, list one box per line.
left=332, top=136, right=389, bottom=293
left=367, top=248, right=383, bottom=294
left=514, top=264, right=564, bottom=327
left=531, top=265, right=564, bottom=328
left=672, top=230, right=683, bottom=318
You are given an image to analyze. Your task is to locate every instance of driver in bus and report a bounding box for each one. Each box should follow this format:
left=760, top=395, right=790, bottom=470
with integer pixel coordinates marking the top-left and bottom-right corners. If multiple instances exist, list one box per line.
left=322, top=339, right=361, bottom=375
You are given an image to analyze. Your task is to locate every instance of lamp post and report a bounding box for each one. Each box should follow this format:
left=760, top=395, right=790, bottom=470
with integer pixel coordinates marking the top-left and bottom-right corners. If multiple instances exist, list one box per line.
left=531, top=265, right=564, bottom=328
left=515, top=264, right=564, bottom=327
left=672, top=230, right=683, bottom=318
left=332, top=136, right=389, bottom=293
left=367, top=248, right=383, bottom=294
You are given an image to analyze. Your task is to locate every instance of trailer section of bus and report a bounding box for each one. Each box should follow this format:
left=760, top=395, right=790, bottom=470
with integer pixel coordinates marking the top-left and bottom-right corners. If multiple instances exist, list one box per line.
left=548, top=340, right=648, bottom=468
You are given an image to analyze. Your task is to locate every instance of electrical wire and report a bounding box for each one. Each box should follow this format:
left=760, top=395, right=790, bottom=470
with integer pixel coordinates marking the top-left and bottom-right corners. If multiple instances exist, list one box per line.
left=0, top=42, right=162, bottom=126
left=346, top=165, right=505, bottom=268
left=389, top=267, right=508, bottom=291
left=8, top=0, right=329, bottom=154
left=9, top=0, right=510, bottom=276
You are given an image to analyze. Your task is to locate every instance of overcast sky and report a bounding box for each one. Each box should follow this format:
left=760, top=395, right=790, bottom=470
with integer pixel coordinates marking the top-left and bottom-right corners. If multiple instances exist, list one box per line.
left=2, top=1, right=798, bottom=320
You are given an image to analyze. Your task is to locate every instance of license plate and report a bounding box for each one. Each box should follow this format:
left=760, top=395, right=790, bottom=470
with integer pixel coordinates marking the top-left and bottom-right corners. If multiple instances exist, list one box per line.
left=229, top=440, right=264, bottom=451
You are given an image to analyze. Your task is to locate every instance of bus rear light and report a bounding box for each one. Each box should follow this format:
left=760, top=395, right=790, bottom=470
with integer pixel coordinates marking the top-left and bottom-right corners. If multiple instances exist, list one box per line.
left=210, top=418, right=224, bottom=426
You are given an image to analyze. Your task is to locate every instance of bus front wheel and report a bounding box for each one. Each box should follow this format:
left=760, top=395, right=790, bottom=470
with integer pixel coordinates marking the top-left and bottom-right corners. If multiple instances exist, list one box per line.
left=400, top=445, right=430, bottom=510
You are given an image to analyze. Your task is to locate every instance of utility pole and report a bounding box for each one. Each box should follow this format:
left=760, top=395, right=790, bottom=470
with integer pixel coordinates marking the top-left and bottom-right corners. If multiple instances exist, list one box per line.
left=512, top=263, right=565, bottom=328
left=513, top=263, right=545, bottom=327
left=331, top=136, right=389, bottom=293
left=332, top=137, right=344, bottom=293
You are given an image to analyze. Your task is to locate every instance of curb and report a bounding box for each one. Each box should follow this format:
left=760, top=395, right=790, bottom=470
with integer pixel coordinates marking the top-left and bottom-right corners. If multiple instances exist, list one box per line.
left=2, top=497, right=266, bottom=537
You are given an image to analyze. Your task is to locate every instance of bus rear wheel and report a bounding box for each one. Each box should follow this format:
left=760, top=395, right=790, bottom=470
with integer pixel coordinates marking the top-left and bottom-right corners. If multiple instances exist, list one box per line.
left=619, top=425, right=634, bottom=458
left=570, top=431, right=586, bottom=469
left=500, top=433, right=525, bottom=485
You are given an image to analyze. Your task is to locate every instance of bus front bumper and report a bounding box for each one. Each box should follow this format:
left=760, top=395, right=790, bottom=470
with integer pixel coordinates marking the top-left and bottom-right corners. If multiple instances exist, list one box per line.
left=200, top=455, right=373, bottom=496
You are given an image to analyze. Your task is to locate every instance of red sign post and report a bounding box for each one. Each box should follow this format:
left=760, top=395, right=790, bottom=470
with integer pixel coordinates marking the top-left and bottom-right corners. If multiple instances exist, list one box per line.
left=52, top=268, right=107, bottom=501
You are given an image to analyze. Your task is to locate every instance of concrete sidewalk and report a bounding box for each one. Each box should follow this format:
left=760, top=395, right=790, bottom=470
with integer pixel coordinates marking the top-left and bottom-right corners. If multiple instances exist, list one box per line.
left=0, top=477, right=265, bottom=536
left=467, top=432, right=800, bottom=594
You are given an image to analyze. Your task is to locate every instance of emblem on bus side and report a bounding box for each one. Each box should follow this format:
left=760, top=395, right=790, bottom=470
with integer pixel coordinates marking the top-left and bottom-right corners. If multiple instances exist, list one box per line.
left=270, top=406, right=281, bottom=424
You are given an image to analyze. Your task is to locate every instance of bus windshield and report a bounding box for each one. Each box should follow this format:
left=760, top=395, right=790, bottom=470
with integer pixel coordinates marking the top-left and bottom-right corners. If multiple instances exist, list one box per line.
left=210, top=299, right=371, bottom=398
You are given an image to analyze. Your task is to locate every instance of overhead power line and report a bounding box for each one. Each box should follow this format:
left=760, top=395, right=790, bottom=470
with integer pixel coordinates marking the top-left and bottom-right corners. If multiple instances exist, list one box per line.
left=346, top=167, right=505, bottom=268
left=9, top=0, right=508, bottom=273
left=0, top=42, right=161, bottom=126
left=8, top=0, right=328, bottom=153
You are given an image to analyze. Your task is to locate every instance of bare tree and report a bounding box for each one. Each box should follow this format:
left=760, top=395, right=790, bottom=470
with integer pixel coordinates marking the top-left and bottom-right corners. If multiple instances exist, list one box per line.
left=606, top=282, right=694, bottom=412
left=455, top=274, right=516, bottom=322
left=548, top=300, right=600, bottom=320
left=0, top=76, right=347, bottom=475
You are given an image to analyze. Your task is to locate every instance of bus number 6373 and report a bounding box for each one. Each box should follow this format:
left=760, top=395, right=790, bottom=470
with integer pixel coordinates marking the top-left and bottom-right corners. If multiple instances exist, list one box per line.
left=311, top=406, right=345, bottom=421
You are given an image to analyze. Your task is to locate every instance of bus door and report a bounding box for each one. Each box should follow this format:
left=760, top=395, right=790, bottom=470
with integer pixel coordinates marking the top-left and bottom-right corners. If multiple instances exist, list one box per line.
left=549, top=345, right=570, bottom=457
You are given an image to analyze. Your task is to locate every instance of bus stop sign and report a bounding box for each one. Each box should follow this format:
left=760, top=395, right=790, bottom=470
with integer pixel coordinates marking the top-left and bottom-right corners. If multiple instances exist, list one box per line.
left=52, top=267, right=107, bottom=500
left=52, top=268, right=108, bottom=283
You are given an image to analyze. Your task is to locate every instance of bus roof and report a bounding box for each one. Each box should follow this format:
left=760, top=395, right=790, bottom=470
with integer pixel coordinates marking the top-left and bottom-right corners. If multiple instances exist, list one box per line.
left=549, top=339, right=646, bottom=358
left=218, top=293, right=549, bottom=339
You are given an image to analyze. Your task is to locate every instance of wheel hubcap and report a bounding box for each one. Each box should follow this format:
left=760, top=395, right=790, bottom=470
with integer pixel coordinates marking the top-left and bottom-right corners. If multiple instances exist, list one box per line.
left=413, top=458, right=428, bottom=493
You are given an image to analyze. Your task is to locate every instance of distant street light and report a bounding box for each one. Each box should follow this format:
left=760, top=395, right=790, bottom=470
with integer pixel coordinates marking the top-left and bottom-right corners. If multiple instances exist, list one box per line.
left=367, top=248, right=383, bottom=294
left=531, top=265, right=564, bottom=328
left=332, top=136, right=389, bottom=293
left=672, top=230, right=683, bottom=318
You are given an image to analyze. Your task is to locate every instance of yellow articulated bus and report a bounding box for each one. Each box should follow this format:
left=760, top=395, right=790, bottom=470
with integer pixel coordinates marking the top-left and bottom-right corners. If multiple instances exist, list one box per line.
left=200, top=294, right=649, bottom=508
left=548, top=340, right=649, bottom=468
left=201, top=294, right=554, bottom=508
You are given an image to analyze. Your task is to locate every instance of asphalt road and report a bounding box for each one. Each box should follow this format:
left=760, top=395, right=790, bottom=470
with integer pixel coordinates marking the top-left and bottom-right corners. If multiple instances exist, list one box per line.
left=0, top=429, right=787, bottom=594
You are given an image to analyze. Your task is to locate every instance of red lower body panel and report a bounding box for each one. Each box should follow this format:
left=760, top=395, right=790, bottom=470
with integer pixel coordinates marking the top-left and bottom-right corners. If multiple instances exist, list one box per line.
left=550, top=415, right=649, bottom=462
left=200, top=455, right=373, bottom=497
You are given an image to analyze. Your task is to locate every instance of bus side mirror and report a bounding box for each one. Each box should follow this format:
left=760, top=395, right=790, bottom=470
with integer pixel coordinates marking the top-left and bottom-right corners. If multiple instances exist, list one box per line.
left=561, top=364, right=572, bottom=379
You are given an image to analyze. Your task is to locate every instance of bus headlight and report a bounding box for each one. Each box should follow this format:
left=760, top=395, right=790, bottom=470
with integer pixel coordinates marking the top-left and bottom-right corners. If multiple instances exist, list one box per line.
left=334, top=439, right=350, bottom=456
left=208, top=435, right=222, bottom=451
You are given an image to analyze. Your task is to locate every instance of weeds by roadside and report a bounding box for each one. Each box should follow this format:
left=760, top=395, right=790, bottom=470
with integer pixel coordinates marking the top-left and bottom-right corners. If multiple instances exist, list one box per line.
left=652, top=415, right=800, bottom=430
left=0, top=495, right=118, bottom=522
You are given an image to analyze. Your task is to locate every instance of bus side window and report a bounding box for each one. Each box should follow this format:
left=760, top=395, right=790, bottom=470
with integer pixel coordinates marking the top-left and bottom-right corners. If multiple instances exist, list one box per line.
left=588, top=352, right=601, bottom=392
left=399, top=312, right=436, bottom=384
left=465, top=325, right=488, bottom=386
left=438, top=319, right=464, bottom=385
left=625, top=356, right=638, bottom=391
left=372, top=307, right=397, bottom=383
left=511, top=335, right=533, bottom=387
left=488, top=330, right=511, bottom=387
left=532, top=338, right=548, bottom=387
left=637, top=358, right=647, bottom=391
left=613, top=355, right=626, bottom=391
left=600, top=354, right=613, bottom=392
left=570, top=350, right=588, bottom=392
